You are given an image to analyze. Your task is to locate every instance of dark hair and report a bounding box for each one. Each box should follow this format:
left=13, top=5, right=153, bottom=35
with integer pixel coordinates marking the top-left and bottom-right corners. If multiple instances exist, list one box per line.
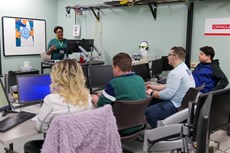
left=171, top=46, right=186, bottom=59
left=113, top=52, right=132, bottom=72
left=54, top=26, right=63, bottom=33
left=200, top=46, right=215, bottom=60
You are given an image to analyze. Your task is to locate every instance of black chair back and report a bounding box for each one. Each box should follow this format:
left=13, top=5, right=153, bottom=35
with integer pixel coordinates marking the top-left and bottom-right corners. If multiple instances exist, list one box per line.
left=113, top=96, right=153, bottom=142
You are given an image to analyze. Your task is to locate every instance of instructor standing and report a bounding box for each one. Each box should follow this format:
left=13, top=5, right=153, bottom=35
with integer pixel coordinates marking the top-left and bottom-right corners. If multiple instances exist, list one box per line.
left=46, top=26, right=71, bottom=60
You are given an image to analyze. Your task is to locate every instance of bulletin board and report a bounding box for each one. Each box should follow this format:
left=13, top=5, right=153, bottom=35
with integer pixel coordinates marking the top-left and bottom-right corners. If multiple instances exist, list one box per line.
left=2, top=16, right=46, bottom=56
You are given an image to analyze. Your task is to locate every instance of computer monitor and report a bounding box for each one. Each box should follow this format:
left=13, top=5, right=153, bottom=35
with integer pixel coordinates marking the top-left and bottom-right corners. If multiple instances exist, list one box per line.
left=0, top=79, right=11, bottom=113
left=17, top=74, right=51, bottom=105
left=196, top=94, right=212, bottom=153
left=193, top=88, right=230, bottom=140
left=82, top=39, right=94, bottom=52
left=66, top=39, right=84, bottom=53
left=81, top=66, right=89, bottom=89
left=161, top=56, right=173, bottom=71
left=89, top=65, right=114, bottom=90
left=66, top=39, right=94, bottom=53
left=8, top=70, right=40, bottom=92
left=132, top=63, right=151, bottom=81
left=151, top=58, right=163, bottom=78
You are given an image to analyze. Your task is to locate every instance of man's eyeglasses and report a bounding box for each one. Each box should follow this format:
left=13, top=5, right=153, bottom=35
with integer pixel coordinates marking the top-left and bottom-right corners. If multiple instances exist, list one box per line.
left=168, top=53, right=176, bottom=57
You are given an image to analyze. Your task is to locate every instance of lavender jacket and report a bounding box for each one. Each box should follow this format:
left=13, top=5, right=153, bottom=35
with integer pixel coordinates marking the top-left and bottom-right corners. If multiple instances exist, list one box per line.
left=41, top=105, right=122, bottom=153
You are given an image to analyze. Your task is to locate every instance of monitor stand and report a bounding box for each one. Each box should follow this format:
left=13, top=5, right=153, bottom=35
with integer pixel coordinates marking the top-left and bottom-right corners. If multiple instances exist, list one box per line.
left=2, top=109, right=18, bottom=117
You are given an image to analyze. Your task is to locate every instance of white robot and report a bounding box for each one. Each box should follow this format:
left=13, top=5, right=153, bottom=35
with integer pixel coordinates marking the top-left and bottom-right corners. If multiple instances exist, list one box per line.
left=132, top=41, right=155, bottom=64
left=139, top=41, right=149, bottom=56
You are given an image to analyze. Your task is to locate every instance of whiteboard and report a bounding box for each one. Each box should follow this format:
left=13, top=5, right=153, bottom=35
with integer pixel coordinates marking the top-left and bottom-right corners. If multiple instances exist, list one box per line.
left=2, top=16, right=46, bottom=56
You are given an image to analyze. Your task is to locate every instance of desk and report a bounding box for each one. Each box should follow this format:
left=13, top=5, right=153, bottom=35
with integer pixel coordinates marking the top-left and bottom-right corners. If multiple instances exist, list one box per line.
left=132, top=59, right=148, bottom=65
left=132, top=54, right=156, bottom=65
left=81, top=60, right=104, bottom=66
left=41, top=60, right=105, bottom=74
left=0, top=105, right=41, bottom=152
left=41, top=61, right=54, bottom=74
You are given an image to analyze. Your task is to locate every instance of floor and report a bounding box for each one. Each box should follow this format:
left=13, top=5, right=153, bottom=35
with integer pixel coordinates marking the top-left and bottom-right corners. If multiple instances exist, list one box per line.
left=0, top=134, right=43, bottom=153
left=0, top=130, right=229, bottom=153
left=123, top=129, right=230, bottom=153
left=210, top=130, right=230, bottom=153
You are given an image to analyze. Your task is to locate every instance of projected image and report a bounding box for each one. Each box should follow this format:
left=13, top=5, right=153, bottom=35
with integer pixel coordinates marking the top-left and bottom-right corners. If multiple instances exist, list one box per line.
left=15, top=18, right=34, bottom=47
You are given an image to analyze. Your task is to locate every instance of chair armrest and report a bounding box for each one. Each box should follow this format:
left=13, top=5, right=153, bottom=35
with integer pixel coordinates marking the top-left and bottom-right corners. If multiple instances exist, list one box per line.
left=143, top=124, right=183, bottom=152
left=145, top=124, right=183, bottom=141
left=157, top=108, right=188, bottom=126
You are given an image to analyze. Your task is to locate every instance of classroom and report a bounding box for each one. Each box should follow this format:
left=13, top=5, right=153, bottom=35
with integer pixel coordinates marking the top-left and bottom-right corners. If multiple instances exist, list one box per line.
left=0, top=0, right=230, bottom=153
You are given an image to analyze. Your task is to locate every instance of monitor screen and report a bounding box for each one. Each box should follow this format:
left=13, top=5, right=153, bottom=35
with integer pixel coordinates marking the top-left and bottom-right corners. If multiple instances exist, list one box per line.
left=81, top=66, right=89, bottom=89
left=89, top=65, right=113, bottom=90
left=193, top=88, right=230, bottom=140
left=196, top=94, right=212, bottom=153
left=161, top=56, right=173, bottom=71
left=66, top=39, right=84, bottom=53
left=132, top=63, right=151, bottom=81
left=82, top=39, right=94, bottom=52
left=66, top=39, right=94, bottom=53
left=151, top=58, right=163, bottom=77
left=0, top=79, right=11, bottom=112
left=17, top=74, right=51, bottom=105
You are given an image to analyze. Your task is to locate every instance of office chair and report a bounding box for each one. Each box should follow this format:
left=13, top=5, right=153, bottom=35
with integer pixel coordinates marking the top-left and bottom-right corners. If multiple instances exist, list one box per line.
left=178, top=83, right=205, bottom=111
left=143, top=84, right=205, bottom=152
left=158, top=83, right=205, bottom=127
left=40, top=51, right=51, bottom=62
left=112, top=96, right=153, bottom=143
left=40, top=51, right=51, bottom=74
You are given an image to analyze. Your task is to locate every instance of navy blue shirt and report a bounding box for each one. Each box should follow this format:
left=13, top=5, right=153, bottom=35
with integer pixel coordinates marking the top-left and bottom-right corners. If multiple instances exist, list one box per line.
left=192, top=61, right=228, bottom=93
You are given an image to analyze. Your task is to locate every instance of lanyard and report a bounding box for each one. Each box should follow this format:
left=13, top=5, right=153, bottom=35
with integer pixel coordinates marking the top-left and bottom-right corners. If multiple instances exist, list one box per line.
left=56, top=38, right=63, bottom=47
left=57, top=40, right=63, bottom=47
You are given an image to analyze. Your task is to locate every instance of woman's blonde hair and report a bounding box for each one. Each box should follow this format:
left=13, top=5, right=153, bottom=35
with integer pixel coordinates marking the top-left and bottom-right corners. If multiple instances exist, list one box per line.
left=50, top=59, right=89, bottom=107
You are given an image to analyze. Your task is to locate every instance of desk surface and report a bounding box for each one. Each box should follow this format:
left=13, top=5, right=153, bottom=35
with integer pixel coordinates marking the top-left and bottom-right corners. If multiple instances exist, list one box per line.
left=42, top=60, right=104, bottom=66
left=41, top=60, right=105, bottom=74
left=0, top=105, right=41, bottom=146
left=81, top=60, right=104, bottom=66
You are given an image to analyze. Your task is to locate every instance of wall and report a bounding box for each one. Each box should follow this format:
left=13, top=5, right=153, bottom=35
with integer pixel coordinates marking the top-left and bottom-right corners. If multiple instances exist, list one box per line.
left=1, top=1, right=229, bottom=83
left=58, top=0, right=230, bottom=84
left=0, top=0, right=57, bottom=75
left=192, top=1, right=230, bottom=85
left=57, top=0, right=187, bottom=64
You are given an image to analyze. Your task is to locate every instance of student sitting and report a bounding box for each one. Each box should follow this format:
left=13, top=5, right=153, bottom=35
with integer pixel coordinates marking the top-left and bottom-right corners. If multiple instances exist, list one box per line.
left=145, top=46, right=195, bottom=128
left=192, top=46, right=229, bottom=93
left=24, top=59, right=92, bottom=153
left=192, top=46, right=229, bottom=136
left=91, top=52, right=146, bottom=136
left=91, top=52, right=146, bottom=107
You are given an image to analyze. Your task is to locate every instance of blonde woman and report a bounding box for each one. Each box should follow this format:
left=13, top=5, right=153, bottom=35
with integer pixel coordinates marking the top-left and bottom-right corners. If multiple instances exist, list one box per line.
left=24, top=59, right=92, bottom=153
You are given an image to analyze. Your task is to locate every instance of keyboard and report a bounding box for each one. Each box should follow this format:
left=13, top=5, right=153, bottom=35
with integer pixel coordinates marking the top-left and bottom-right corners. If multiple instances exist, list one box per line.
left=157, top=78, right=167, bottom=84
left=0, top=111, right=36, bottom=132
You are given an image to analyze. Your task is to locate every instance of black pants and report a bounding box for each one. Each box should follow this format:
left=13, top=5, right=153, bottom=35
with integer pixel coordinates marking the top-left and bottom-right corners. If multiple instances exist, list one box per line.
left=24, top=140, right=44, bottom=153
